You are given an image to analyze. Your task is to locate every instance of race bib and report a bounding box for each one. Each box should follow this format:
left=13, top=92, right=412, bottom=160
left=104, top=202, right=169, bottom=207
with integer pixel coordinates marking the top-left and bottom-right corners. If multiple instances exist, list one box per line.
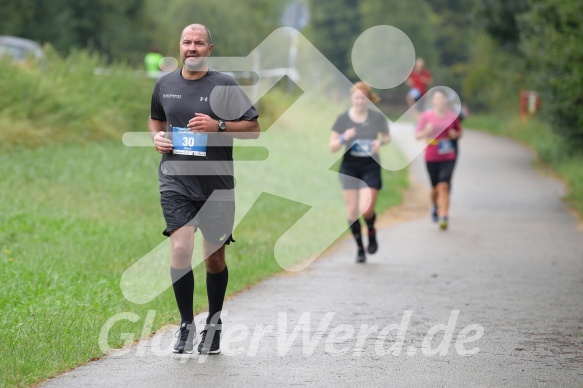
left=350, top=139, right=373, bottom=157
left=437, top=139, right=455, bottom=155
left=170, top=127, right=208, bottom=156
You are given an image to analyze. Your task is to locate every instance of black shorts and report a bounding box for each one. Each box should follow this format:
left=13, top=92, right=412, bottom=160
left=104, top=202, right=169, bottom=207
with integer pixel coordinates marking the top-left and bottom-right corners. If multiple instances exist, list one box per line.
left=339, top=162, right=382, bottom=190
left=426, top=160, right=456, bottom=187
left=160, top=191, right=235, bottom=245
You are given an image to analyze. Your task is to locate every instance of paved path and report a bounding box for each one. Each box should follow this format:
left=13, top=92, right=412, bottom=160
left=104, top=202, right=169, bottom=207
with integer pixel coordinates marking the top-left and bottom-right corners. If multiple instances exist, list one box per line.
left=42, top=127, right=583, bottom=387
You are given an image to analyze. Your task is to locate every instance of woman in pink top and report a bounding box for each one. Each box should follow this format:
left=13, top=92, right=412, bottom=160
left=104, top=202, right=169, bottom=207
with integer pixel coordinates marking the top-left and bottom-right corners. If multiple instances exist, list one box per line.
left=416, top=88, right=462, bottom=230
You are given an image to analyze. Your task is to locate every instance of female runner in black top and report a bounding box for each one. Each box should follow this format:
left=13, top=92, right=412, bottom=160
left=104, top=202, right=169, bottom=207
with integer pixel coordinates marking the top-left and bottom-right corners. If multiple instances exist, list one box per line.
left=329, top=82, right=390, bottom=263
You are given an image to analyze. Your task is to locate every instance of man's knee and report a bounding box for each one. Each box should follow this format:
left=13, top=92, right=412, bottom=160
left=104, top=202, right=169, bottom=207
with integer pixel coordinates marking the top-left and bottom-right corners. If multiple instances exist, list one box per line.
left=203, top=243, right=226, bottom=272
left=205, top=253, right=226, bottom=274
left=171, top=239, right=193, bottom=263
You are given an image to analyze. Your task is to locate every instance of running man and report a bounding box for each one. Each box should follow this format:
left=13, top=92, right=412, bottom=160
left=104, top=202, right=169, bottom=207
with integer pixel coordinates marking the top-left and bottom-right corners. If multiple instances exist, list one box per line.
left=415, top=88, right=462, bottom=230
left=330, top=82, right=390, bottom=263
left=406, top=57, right=432, bottom=110
left=149, top=23, right=260, bottom=354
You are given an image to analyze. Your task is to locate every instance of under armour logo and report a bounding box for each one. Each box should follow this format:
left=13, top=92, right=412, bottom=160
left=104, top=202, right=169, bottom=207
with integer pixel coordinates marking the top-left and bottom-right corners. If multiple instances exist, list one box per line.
left=200, top=97, right=208, bottom=102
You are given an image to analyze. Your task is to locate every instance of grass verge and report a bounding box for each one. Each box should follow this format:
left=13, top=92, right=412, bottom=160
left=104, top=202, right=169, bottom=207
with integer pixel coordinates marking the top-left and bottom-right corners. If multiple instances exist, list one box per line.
left=0, top=46, right=153, bottom=153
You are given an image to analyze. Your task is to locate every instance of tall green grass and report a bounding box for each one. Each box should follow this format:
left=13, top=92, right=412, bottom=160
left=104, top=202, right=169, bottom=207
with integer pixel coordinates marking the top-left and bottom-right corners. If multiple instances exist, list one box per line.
left=0, top=57, right=408, bottom=386
left=0, top=46, right=153, bottom=152
left=465, top=114, right=583, bottom=215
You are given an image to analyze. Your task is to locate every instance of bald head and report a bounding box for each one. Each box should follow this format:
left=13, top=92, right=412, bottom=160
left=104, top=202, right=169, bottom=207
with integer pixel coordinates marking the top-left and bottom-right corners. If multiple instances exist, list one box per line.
left=179, top=23, right=213, bottom=74
left=181, top=24, right=212, bottom=44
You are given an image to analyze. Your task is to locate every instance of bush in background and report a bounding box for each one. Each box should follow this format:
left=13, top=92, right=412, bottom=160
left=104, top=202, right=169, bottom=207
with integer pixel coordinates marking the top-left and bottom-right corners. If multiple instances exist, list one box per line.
left=520, top=0, right=583, bottom=151
left=0, top=45, right=153, bottom=152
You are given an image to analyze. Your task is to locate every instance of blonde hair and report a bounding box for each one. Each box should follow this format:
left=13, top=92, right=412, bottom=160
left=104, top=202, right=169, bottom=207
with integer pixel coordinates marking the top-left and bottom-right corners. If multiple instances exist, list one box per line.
left=351, top=81, right=380, bottom=103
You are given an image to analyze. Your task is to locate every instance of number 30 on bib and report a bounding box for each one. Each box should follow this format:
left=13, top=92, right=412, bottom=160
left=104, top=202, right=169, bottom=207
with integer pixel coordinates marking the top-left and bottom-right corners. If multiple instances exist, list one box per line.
left=171, top=127, right=208, bottom=156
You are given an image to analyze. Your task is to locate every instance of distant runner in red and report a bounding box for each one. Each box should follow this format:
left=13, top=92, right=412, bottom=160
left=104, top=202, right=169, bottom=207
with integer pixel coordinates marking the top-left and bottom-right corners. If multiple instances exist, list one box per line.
left=406, top=57, right=432, bottom=110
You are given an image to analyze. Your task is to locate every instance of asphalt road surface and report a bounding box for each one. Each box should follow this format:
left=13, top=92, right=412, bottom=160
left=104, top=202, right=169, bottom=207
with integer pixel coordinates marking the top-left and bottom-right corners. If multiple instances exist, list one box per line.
left=42, top=126, right=583, bottom=387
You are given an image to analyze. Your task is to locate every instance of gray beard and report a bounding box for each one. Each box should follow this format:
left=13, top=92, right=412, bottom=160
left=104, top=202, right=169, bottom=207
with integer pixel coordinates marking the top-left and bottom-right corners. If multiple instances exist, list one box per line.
left=183, top=57, right=206, bottom=72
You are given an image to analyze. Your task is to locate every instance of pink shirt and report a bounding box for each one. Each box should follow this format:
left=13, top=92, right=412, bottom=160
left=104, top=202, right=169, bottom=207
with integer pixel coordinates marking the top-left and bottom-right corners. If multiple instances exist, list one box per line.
left=416, top=110, right=462, bottom=162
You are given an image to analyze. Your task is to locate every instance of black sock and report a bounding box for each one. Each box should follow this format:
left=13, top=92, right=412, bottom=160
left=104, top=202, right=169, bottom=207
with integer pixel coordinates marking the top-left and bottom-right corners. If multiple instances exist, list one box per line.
left=348, top=219, right=364, bottom=250
left=365, top=213, right=376, bottom=235
left=206, top=266, right=229, bottom=325
left=170, top=266, right=194, bottom=324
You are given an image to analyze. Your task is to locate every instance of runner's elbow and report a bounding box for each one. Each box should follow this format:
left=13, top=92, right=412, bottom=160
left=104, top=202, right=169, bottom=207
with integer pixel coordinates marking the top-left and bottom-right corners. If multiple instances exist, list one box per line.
left=249, top=126, right=261, bottom=139
left=249, top=121, right=260, bottom=138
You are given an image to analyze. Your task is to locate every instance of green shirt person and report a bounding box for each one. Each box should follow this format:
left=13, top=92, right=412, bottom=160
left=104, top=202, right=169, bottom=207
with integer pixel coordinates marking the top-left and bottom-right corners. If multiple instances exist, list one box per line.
left=144, top=46, right=163, bottom=78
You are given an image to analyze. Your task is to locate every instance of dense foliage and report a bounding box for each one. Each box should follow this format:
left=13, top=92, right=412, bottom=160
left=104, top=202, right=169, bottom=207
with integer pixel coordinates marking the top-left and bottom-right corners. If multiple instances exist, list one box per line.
left=520, top=0, right=583, bottom=149
left=469, top=0, right=583, bottom=150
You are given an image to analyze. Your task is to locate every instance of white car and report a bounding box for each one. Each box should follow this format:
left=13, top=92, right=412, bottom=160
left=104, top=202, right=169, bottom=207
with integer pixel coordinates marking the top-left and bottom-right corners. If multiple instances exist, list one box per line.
left=0, top=35, right=45, bottom=68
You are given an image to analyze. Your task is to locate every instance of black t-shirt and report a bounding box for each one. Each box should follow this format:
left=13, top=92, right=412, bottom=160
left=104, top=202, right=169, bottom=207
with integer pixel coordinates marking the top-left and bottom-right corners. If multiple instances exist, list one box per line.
left=332, top=109, right=389, bottom=168
left=150, top=68, right=258, bottom=200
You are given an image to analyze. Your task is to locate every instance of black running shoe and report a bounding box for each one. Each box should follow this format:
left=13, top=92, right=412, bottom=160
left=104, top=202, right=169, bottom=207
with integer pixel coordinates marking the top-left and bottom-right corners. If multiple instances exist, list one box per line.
left=367, top=230, right=378, bottom=254
left=356, top=248, right=366, bottom=263
left=431, top=207, right=438, bottom=223
left=198, top=324, right=221, bottom=354
left=173, top=322, right=196, bottom=354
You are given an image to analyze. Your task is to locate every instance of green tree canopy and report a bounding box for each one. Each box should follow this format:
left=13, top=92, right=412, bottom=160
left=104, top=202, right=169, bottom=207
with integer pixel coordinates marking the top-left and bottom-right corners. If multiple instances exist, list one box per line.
left=305, top=0, right=361, bottom=78
left=145, top=0, right=286, bottom=59
left=521, top=0, right=583, bottom=149
left=0, top=0, right=153, bottom=63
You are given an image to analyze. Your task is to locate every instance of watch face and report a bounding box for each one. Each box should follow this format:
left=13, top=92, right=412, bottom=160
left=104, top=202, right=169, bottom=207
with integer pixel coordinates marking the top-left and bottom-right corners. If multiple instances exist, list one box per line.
left=219, top=120, right=226, bottom=131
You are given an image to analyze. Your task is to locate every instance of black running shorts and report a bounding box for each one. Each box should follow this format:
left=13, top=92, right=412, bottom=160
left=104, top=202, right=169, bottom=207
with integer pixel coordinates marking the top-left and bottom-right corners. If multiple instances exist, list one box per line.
left=339, top=162, right=382, bottom=190
left=426, top=159, right=456, bottom=187
left=160, top=191, right=235, bottom=245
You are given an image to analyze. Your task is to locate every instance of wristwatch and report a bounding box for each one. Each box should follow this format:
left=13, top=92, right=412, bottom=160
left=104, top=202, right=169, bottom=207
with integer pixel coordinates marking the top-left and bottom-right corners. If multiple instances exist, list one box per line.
left=218, top=119, right=227, bottom=132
